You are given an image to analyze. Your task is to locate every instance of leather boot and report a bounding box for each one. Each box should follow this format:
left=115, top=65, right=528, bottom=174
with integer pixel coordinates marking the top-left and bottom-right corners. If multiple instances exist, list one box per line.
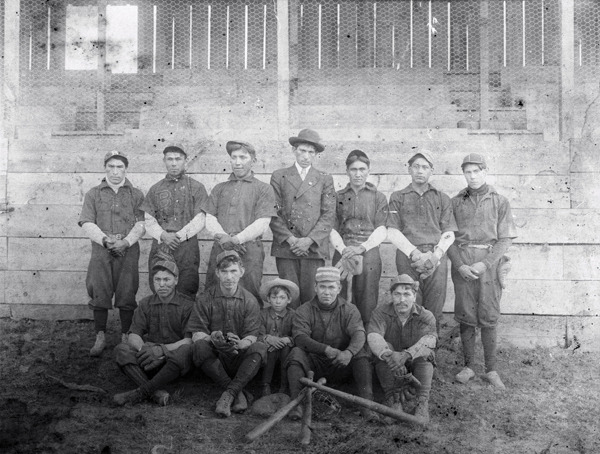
left=90, top=331, right=106, bottom=357
left=215, top=390, right=235, bottom=418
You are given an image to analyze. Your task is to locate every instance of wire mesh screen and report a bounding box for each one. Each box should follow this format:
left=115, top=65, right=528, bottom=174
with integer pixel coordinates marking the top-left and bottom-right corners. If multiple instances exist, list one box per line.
left=17, top=0, right=278, bottom=132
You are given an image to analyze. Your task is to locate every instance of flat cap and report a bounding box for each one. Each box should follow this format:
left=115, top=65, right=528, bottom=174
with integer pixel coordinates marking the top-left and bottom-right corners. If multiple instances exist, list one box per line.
left=408, top=151, right=434, bottom=167
left=216, top=250, right=242, bottom=267
left=461, top=153, right=487, bottom=169
left=163, top=145, right=187, bottom=157
left=315, top=266, right=341, bottom=282
left=152, top=260, right=179, bottom=277
left=289, top=129, right=325, bottom=153
left=104, top=150, right=129, bottom=167
left=390, top=274, right=419, bottom=292
left=259, top=278, right=300, bottom=304
left=226, top=141, right=256, bottom=158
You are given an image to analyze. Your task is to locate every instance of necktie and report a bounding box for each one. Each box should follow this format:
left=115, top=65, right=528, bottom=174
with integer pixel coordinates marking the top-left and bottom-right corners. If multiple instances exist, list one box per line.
left=300, top=168, right=307, bottom=181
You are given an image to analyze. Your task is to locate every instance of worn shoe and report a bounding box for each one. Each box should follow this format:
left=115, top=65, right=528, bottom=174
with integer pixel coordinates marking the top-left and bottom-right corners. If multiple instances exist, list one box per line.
left=113, top=388, right=145, bottom=406
left=360, top=407, right=380, bottom=423
left=260, top=383, right=272, bottom=397
left=382, top=394, right=403, bottom=425
left=455, top=367, right=475, bottom=384
left=414, top=397, right=430, bottom=424
left=121, top=333, right=129, bottom=344
left=483, top=371, right=506, bottom=389
left=215, top=391, right=235, bottom=418
left=152, top=390, right=170, bottom=406
left=288, top=404, right=303, bottom=421
left=232, top=390, right=249, bottom=413
left=90, top=331, right=106, bottom=357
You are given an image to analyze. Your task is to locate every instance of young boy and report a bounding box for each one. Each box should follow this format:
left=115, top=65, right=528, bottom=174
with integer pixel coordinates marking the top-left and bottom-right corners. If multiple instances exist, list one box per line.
left=258, top=278, right=299, bottom=396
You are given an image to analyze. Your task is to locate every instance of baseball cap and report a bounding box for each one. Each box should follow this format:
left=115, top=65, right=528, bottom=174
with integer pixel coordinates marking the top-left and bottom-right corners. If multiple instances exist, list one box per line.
left=152, top=260, right=179, bottom=277
left=104, top=150, right=129, bottom=167
left=163, top=145, right=187, bottom=157
left=216, top=250, right=242, bottom=267
left=408, top=152, right=434, bottom=167
left=226, top=141, right=256, bottom=158
left=390, top=274, right=419, bottom=292
left=315, top=266, right=341, bottom=282
left=461, top=153, right=487, bottom=169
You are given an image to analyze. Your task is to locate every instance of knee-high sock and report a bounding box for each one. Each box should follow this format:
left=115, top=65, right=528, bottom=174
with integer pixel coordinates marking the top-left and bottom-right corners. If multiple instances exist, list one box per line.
left=201, top=357, right=232, bottom=390
left=94, top=309, right=109, bottom=333
left=287, top=364, right=305, bottom=399
left=460, top=323, right=476, bottom=367
left=481, top=326, right=497, bottom=373
left=121, top=364, right=150, bottom=389
left=412, top=360, right=434, bottom=400
left=352, top=357, right=374, bottom=400
left=119, top=309, right=134, bottom=333
left=139, top=360, right=181, bottom=395
left=228, top=353, right=262, bottom=395
left=261, top=352, right=277, bottom=386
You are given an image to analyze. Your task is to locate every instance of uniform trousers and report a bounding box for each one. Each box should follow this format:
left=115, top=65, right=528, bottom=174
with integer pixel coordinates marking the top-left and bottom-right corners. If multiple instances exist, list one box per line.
left=333, top=247, right=382, bottom=324
left=275, top=258, right=324, bottom=308
left=86, top=242, right=139, bottom=311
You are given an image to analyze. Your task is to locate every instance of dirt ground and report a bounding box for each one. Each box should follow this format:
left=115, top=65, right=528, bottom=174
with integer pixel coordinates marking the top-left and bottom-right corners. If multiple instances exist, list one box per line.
left=1, top=316, right=598, bottom=454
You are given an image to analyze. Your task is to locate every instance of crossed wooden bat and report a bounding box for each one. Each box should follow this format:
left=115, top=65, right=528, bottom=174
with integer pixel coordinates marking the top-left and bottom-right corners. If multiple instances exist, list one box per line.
left=246, top=371, right=426, bottom=445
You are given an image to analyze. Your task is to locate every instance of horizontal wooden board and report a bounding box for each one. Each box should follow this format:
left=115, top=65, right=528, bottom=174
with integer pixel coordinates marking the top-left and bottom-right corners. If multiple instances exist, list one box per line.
left=563, top=246, right=600, bottom=280
left=569, top=172, right=600, bottom=209
left=511, top=208, right=600, bottom=244
left=6, top=172, right=569, bottom=210
left=570, top=139, right=600, bottom=173
left=10, top=303, right=93, bottom=321
left=8, top=135, right=570, bottom=176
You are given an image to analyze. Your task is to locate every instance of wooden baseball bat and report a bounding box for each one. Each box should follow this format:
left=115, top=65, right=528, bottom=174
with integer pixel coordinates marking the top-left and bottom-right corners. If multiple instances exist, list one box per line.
left=298, top=377, right=426, bottom=427
left=300, top=377, right=326, bottom=445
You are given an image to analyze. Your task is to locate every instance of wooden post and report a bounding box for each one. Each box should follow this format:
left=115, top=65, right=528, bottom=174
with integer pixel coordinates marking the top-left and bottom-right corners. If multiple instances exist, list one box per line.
left=277, top=0, right=290, bottom=139
left=97, top=0, right=107, bottom=130
left=479, top=0, right=490, bottom=129
left=559, top=0, right=574, bottom=142
left=3, top=0, right=20, bottom=139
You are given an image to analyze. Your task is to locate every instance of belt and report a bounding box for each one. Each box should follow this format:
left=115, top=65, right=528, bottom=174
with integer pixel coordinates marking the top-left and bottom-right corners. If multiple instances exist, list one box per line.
left=458, top=243, right=493, bottom=250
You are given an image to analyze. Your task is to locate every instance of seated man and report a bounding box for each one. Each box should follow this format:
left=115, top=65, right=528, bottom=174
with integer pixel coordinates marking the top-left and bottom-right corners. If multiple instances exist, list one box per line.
left=188, top=250, right=267, bottom=418
left=113, top=260, right=194, bottom=406
left=285, top=266, right=378, bottom=421
left=367, top=274, right=437, bottom=423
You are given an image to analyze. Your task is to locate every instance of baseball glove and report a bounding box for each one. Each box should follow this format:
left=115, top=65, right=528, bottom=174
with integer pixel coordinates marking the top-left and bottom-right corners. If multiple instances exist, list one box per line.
left=497, top=255, right=512, bottom=289
left=335, top=255, right=364, bottom=281
left=312, top=390, right=342, bottom=421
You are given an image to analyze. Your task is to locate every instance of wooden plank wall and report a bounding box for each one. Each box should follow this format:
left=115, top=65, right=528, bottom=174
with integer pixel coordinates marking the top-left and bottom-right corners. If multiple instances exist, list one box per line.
left=4, top=128, right=596, bottom=325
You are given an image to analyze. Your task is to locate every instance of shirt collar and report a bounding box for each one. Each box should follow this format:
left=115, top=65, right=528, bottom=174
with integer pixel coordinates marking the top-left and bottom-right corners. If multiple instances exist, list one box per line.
left=214, top=284, right=244, bottom=300
left=268, top=307, right=290, bottom=318
left=338, top=182, right=377, bottom=194
left=99, top=178, right=132, bottom=190
left=150, top=290, right=182, bottom=306
left=381, top=301, right=420, bottom=318
left=399, top=183, right=438, bottom=195
left=165, top=172, right=186, bottom=182
left=227, top=171, right=255, bottom=182
left=294, top=162, right=311, bottom=176
left=457, top=184, right=498, bottom=198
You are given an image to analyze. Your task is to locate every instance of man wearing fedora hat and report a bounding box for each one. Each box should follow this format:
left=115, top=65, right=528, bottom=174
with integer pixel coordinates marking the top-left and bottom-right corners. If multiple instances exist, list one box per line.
left=285, top=266, right=379, bottom=421
left=188, top=250, right=267, bottom=417
left=142, top=145, right=209, bottom=298
left=270, top=129, right=336, bottom=307
left=446, top=154, right=516, bottom=389
left=204, top=141, right=276, bottom=300
left=367, top=274, right=437, bottom=424
left=113, top=260, right=194, bottom=407
left=386, top=151, right=457, bottom=334
left=79, top=151, right=145, bottom=357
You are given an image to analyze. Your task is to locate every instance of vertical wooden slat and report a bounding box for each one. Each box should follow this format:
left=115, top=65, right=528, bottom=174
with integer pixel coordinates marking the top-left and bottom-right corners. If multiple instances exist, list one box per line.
left=320, top=2, right=337, bottom=69
left=376, top=1, right=395, bottom=68
left=356, top=1, right=374, bottom=68
left=339, top=2, right=357, bottom=69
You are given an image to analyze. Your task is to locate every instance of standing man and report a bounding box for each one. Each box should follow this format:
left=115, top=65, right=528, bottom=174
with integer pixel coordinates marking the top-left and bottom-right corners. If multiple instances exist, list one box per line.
left=142, top=146, right=209, bottom=298
left=367, top=275, right=437, bottom=424
left=386, top=152, right=457, bottom=333
left=113, top=260, right=194, bottom=407
left=79, top=151, right=145, bottom=357
left=204, top=141, right=276, bottom=300
left=188, top=251, right=267, bottom=418
left=285, top=267, right=379, bottom=422
left=447, top=154, right=516, bottom=389
left=329, top=150, right=388, bottom=323
left=270, top=129, right=336, bottom=307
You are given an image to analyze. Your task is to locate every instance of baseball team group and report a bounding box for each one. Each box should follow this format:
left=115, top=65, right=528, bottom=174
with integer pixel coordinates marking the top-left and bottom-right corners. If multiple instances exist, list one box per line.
left=78, top=128, right=517, bottom=424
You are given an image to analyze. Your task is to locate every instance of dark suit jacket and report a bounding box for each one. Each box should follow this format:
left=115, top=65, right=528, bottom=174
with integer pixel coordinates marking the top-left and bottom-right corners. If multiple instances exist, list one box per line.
left=270, top=165, right=336, bottom=260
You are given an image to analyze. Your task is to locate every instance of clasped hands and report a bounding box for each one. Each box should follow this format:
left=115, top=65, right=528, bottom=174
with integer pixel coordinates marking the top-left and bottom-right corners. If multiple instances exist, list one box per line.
left=287, top=236, right=313, bottom=257
left=382, top=350, right=412, bottom=377
left=103, top=236, right=129, bottom=257
left=410, top=248, right=443, bottom=280
left=458, top=262, right=487, bottom=281
left=215, top=234, right=247, bottom=256
left=136, top=344, right=167, bottom=371
left=263, top=335, right=292, bottom=352
left=324, top=346, right=353, bottom=368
